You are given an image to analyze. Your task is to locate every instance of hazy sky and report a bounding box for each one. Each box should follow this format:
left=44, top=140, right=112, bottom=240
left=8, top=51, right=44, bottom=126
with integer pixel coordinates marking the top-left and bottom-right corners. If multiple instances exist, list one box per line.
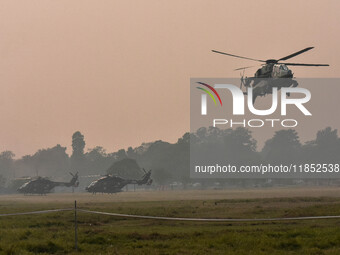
left=0, top=0, right=339, bottom=157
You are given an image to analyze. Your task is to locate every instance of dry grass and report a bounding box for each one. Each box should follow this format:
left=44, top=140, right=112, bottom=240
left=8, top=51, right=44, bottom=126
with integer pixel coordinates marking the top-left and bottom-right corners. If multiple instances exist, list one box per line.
left=1, top=186, right=340, bottom=204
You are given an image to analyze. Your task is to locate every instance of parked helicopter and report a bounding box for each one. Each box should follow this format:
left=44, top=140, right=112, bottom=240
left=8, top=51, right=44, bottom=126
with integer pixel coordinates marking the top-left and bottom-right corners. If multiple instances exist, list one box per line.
left=17, top=172, right=79, bottom=195
left=212, top=47, right=329, bottom=102
left=85, top=169, right=152, bottom=194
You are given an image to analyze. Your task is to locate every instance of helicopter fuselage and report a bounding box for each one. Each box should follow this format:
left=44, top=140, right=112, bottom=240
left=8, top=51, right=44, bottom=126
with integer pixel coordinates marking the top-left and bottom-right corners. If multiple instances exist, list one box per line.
left=85, top=170, right=152, bottom=194
left=18, top=178, right=58, bottom=194
left=17, top=173, right=79, bottom=195
left=254, top=64, right=293, bottom=79
left=85, top=176, right=129, bottom=194
left=243, top=64, right=297, bottom=102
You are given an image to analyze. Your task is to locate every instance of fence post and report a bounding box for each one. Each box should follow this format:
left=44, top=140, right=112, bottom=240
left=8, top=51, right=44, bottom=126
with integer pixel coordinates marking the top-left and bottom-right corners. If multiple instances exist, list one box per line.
left=74, top=200, right=78, bottom=251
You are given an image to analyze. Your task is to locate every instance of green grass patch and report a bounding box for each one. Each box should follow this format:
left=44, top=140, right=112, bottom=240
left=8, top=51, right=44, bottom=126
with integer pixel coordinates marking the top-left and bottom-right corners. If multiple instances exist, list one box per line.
left=1, top=196, right=340, bottom=254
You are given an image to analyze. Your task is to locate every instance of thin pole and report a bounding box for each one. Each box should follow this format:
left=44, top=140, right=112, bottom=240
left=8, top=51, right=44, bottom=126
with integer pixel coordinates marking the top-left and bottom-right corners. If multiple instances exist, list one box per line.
left=74, top=200, right=78, bottom=251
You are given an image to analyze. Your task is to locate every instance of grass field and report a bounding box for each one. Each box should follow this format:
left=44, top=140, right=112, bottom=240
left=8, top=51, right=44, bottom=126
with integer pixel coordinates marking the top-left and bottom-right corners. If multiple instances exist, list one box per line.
left=1, top=187, right=340, bottom=254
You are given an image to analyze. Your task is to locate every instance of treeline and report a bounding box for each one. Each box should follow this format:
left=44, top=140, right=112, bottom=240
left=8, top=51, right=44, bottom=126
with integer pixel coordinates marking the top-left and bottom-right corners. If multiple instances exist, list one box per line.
left=0, top=127, right=339, bottom=191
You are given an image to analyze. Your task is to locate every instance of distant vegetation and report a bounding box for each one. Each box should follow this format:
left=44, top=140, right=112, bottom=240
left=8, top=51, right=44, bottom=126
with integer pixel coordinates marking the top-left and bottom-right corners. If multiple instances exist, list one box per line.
left=0, top=126, right=339, bottom=192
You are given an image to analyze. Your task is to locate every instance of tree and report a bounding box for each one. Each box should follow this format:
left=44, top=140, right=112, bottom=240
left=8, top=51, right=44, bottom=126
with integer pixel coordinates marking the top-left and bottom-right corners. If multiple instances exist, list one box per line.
left=302, top=127, right=340, bottom=164
left=262, top=129, right=301, bottom=164
left=107, top=158, right=142, bottom=179
left=152, top=168, right=172, bottom=186
left=85, top=146, right=113, bottom=175
left=71, top=131, right=86, bottom=173
left=116, top=149, right=127, bottom=160
left=126, top=147, right=136, bottom=159
left=71, top=131, right=85, bottom=159
left=0, top=151, right=15, bottom=179
left=223, top=128, right=258, bottom=165
left=0, top=174, right=6, bottom=191
left=87, top=146, right=107, bottom=161
left=224, top=128, right=257, bottom=154
left=17, top=145, right=69, bottom=177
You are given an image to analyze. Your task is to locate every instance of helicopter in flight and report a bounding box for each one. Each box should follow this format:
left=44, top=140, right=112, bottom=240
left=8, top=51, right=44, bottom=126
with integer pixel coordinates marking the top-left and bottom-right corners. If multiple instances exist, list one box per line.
left=17, top=172, right=79, bottom=195
left=85, top=169, right=152, bottom=194
left=212, top=47, right=329, bottom=102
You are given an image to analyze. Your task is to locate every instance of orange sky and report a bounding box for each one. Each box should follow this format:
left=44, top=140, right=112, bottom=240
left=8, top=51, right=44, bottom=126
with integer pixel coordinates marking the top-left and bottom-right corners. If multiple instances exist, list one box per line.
left=0, top=0, right=339, bottom=157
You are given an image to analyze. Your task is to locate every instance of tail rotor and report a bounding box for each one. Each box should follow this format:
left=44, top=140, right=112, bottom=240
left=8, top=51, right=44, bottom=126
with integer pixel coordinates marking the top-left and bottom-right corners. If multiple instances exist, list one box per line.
left=240, top=68, right=246, bottom=90
left=69, top=171, right=79, bottom=187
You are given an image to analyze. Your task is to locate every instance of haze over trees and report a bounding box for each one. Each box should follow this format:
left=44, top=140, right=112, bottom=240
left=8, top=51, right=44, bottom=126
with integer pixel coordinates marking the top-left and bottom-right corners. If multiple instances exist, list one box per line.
left=0, top=127, right=339, bottom=192
left=262, top=129, right=302, bottom=165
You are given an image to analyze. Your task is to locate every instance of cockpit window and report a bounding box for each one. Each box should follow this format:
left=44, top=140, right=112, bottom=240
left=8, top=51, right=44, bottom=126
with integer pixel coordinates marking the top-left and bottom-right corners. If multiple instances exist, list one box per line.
left=88, top=181, right=97, bottom=187
left=280, top=65, right=288, bottom=71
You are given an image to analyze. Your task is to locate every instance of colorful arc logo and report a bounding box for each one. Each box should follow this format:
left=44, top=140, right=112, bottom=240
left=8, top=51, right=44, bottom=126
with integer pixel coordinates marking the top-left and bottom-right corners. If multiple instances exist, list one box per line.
left=196, top=82, right=223, bottom=106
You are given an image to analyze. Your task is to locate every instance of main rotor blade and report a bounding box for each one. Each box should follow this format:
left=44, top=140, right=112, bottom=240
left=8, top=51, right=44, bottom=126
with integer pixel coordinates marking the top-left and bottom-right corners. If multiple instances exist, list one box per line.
left=234, top=66, right=256, bottom=71
left=212, top=50, right=266, bottom=62
left=278, top=47, right=314, bottom=61
left=282, top=63, right=329, bottom=66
